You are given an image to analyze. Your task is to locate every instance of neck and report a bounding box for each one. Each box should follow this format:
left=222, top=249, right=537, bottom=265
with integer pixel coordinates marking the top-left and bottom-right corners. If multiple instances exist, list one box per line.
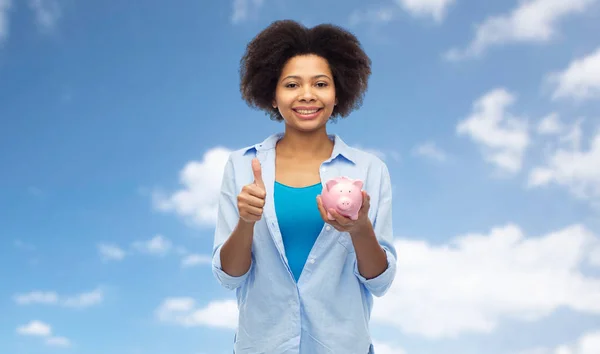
left=277, top=126, right=334, bottom=159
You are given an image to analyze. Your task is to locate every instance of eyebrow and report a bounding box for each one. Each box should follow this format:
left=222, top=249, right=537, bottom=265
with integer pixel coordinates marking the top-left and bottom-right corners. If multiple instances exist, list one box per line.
left=282, top=74, right=332, bottom=81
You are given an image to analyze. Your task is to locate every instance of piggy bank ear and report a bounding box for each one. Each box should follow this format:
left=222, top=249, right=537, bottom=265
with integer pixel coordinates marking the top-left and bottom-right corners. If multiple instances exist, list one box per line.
left=352, top=180, right=363, bottom=190
left=326, top=179, right=338, bottom=191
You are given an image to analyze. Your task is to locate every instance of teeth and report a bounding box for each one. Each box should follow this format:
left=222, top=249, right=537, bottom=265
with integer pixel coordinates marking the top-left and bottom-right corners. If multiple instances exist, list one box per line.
left=296, top=109, right=319, bottom=114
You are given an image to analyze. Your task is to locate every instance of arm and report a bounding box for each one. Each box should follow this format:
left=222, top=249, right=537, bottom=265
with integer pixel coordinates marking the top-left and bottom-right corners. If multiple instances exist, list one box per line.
left=316, top=163, right=397, bottom=296
left=349, top=220, right=388, bottom=280
left=350, top=163, right=397, bottom=297
left=212, top=156, right=254, bottom=290
left=219, top=219, right=255, bottom=277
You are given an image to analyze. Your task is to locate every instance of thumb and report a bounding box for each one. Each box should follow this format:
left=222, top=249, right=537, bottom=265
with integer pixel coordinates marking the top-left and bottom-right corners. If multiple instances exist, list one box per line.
left=252, top=158, right=264, bottom=188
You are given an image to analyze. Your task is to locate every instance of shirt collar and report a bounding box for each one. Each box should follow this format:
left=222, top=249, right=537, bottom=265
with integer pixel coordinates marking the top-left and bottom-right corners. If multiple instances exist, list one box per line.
left=244, top=132, right=357, bottom=164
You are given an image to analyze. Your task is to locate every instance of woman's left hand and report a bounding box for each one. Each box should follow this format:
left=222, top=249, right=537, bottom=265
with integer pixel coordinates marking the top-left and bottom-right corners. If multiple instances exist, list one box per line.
left=316, top=190, right=371, bottom=234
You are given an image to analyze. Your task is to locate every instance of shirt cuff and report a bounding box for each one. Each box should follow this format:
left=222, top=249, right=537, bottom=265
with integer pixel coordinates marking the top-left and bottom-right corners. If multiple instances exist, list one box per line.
left=212, top=244, right=253, bottom=290
left=353, top=246, right=396, bottom=297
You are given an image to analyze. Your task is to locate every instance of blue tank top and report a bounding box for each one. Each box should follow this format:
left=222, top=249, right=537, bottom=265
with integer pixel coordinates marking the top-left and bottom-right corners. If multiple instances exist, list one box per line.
left=274, top=181, right=324, bottom=282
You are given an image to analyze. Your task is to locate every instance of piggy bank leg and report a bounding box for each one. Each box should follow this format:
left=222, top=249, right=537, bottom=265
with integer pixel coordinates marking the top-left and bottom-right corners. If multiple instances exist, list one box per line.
left=327, top=211, right=335, bottom=220
left=350, top=214, right=359, bottom=220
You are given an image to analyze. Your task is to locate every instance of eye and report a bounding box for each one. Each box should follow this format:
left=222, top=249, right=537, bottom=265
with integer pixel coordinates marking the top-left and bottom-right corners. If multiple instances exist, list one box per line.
left=285, top=83, right=298, bottom=88
left=316, top=82, right=327, bottom=87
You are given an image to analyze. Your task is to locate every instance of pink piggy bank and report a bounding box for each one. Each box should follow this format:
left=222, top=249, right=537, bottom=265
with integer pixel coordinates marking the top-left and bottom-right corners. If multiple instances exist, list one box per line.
left=321, top=176, right=364, bottom=220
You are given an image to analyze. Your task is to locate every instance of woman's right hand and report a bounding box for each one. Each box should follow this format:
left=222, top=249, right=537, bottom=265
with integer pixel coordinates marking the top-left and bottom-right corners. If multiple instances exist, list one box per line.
left=237, top=158, right=267, bottom=224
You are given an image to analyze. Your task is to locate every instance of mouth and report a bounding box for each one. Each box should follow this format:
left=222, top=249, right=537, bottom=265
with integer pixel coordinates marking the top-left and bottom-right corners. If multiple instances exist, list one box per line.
left=292, top=107, right=323, bottom=120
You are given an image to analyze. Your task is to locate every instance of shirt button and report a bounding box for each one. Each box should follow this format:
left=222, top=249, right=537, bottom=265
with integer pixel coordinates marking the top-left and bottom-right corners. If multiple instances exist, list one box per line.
left=309, top=259, right=315, bottom=264
left=325, top=225, right=331, bottom=231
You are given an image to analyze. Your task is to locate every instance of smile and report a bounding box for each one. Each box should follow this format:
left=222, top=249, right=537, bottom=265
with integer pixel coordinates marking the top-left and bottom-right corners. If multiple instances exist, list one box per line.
left=292, top=107, right=323, bottom=120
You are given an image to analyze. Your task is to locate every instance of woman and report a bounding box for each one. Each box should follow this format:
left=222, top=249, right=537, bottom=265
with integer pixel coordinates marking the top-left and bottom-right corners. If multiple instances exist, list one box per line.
left=212, top=19, right=397, bottom=354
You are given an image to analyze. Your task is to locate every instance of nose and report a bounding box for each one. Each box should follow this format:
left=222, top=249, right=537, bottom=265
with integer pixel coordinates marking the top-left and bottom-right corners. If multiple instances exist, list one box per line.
left=299, top=85, right=316, bottom=101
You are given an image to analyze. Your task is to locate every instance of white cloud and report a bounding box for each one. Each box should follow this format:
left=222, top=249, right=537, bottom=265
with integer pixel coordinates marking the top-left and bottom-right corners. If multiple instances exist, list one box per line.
left=516, top=329, right=600, bottom=354
left=412, top=141, right=447, bottom=161
left=156, top=297, right=238, bottom=329
left=0, top=0, right=10, bottom=44
left=349, top=0, right=454, bottom=26
left=231, top=0, right=264, bottom=24
left=547, top=47, right=600, bottom=101
left=16, top=320, right=72, bottom=347
left=537, top=113, right=564, bottom=135
left=372, top=223, right=600, bottom=339
left=528, top=124, right=600, bottom=205
left=14, top=291, right=58, bottom=305
left=445, top=0, right=598, bottom=60
left=181, top=254, right=212, bottom=268
left=98, top=243, right=126, bottom=261
left=62, top=288, right=103, bottom=308
left=457, top=88, right=530, bottom=174
left=395, top=0, right=455, bottom=22
left=132, top=234, right=172, bottom=256
left=17, top=320, right=52, bottom=336
left=14, top=288, right=103, bottom=308
left=153, top=147, right=232, bottom=227
left=28, top=0, right=61, bottom=33
left=372, top=341, right=407, bottom=354
left=99, top=235, right=205, bottom=266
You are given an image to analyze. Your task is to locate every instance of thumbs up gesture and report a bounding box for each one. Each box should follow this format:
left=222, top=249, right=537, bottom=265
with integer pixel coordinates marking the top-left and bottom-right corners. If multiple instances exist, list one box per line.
left=237, top=158, right=267, bottom=224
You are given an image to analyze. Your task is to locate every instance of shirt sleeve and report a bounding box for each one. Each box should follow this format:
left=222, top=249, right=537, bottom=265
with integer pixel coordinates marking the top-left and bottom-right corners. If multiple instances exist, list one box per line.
left=353, top=162, right=397, bottom=297
left=212, top=154, right=254, bottom=290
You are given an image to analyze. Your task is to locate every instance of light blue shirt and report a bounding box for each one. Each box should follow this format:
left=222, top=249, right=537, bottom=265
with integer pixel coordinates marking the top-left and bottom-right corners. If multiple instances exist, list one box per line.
left=274, top=181, right=324, bottom=282
left=212, top=133, right=397, bottom=354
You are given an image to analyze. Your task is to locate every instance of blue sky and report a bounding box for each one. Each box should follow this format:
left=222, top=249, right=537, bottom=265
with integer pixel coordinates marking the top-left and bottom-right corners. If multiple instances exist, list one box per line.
left=1, top=0, right=600, bottom=353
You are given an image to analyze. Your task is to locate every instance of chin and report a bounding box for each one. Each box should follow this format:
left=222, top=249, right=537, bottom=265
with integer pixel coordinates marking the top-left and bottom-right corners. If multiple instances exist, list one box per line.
left=290, top=118, right=328, bottom=132
left=283, top=111, right=331, bottom=130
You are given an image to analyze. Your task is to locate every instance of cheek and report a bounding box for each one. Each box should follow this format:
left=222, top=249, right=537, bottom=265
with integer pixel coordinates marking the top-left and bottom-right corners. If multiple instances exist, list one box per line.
left=276, top=93, right=295, bottom=108
left=323, top=91, right=337, bottom=106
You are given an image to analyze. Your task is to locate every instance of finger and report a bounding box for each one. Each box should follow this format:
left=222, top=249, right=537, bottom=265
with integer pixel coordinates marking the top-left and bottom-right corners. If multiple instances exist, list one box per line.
left=243, top=205, right=263, bottom=216
left=244, top=194, right=266, bottom=208
left=245, top=184, right=266, bottom=199
left=329, top=208, right=351, bottom=226
left=362, top=190, right=370, bottom=206
left=315, top=196, right=330, bottom=222
left=252, top=158, right=264, bottom=188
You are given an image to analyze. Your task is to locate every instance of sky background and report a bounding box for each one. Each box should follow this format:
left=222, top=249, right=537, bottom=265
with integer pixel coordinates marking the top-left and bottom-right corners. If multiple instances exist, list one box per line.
left=1, top=0, right=600, bottom=353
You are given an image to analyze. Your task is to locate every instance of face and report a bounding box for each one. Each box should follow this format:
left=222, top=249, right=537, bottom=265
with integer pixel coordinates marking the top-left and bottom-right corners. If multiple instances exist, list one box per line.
left=272, top=54, right=337, bottom=133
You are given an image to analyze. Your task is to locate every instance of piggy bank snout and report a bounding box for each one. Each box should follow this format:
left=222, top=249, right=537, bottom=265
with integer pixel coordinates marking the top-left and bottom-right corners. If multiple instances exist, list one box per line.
left=336, top=196, right=355, bottom=210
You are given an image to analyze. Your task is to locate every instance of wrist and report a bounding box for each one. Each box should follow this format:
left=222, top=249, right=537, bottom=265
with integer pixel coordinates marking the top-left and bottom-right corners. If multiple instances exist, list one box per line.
left=349, top=218, right=373, bottom=238
left=236, top=218, right=257, bottom=236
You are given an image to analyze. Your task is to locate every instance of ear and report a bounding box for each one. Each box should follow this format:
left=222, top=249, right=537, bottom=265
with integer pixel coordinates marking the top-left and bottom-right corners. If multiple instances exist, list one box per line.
left=352, top=180, right=363, bottom=190
left=326, top=179, right=338, bottom=191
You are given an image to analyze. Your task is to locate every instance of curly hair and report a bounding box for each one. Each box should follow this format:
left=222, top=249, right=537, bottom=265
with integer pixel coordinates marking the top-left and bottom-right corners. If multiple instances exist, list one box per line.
left=239, top=20, right=372, bottom=122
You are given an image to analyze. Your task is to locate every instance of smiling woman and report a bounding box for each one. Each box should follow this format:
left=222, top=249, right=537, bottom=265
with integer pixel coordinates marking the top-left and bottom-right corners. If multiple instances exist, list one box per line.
left=239, top=19, right=371, bottom=123
left=211, top=19, right=397, bottom=354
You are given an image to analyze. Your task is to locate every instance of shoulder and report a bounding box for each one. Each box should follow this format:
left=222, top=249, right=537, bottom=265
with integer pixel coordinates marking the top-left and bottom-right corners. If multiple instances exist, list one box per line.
left=222, top=134, right=277, bottom=171
left=226, top=133, right=281, bottom=161
left=342, top=143, right=389, bottom=175
left=221, top=145, right=255, bottom=175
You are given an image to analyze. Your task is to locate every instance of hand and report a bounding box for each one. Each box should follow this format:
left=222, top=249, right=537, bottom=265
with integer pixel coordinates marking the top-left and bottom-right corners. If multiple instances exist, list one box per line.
left=237, top=158, right=266, bottom=224
left=316, top=190, right=371, bottom=234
